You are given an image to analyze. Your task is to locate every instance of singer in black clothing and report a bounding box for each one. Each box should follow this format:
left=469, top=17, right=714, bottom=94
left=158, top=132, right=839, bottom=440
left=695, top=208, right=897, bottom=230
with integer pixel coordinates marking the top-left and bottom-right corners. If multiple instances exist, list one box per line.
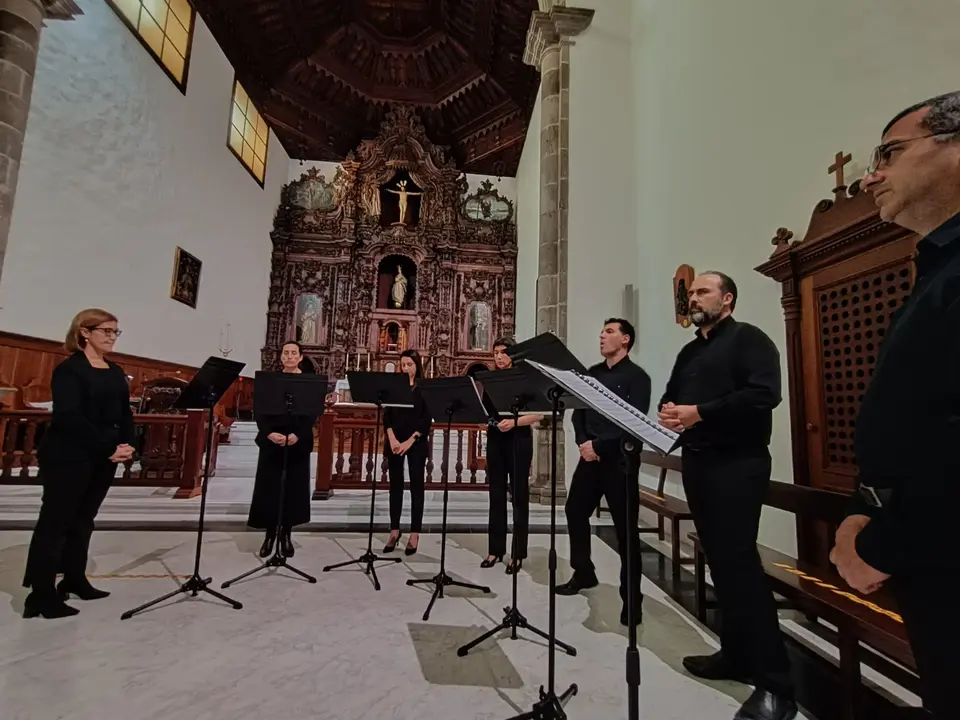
left=248, top=342, right=317, bottom=559
left=480, top=337, right=541, bottom=574
left=382, top=349, right=432, bottom=556
left=23, top=309, right=136, bottom=619
left=659, top=271, right=796, bottom=720
left=829, top=94, right=960, bottom=720
left=556, top=318, right=651, bottom=627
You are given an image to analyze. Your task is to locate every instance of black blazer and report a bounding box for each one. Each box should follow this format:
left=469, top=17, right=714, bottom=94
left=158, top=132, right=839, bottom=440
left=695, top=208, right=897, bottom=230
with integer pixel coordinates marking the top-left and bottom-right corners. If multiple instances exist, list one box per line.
left=39, top=352, right=136, bottom=463
left=383, top=384, right=432, bottom=448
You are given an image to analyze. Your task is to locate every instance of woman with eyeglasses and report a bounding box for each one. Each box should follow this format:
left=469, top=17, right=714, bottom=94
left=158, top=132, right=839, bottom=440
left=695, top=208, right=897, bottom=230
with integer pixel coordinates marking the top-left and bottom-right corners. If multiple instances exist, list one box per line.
left=22, top=309, right=136, bottom=619
left=382, top=349, right=432, bottom=556
left=248, top=341, right=318, bottom=558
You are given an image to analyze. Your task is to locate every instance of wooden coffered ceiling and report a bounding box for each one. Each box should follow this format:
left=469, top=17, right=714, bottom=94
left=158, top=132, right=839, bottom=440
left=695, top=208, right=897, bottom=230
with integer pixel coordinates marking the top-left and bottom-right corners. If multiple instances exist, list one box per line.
left=192, top=0, right=540, bottom=176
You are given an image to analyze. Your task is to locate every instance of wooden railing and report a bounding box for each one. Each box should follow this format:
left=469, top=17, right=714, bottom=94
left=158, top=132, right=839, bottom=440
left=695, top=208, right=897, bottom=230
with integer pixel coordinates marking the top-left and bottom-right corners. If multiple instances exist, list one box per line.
left=313, top=404, right=489, bottom=498
left=0, top=409, right=216, bottom=498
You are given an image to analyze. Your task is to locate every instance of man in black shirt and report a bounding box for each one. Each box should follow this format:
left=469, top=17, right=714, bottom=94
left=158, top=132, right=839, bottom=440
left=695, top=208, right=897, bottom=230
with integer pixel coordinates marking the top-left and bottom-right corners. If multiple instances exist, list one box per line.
left=830, top=91, right=960, bottom=720
left=659, top=272, right=796, bottom=720
left=555, top=318, right=651, bottom=627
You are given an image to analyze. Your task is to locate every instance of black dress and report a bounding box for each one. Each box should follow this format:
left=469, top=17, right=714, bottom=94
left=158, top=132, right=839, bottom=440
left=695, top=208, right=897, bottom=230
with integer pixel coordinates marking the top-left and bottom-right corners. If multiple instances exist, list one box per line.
left=247, top=411, right=316, bottom=530
left=23, top=352, right=135, bottom=592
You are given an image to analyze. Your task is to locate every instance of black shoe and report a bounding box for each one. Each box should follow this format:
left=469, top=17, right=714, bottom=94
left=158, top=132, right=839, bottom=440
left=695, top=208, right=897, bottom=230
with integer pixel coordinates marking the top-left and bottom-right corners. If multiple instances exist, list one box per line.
left=505, top=559, right=523, bottom=575
left=733, top=689, right=798, bottom=720
left=481, top=554, right=503, bottom=568
left=620, top=605, right=643, bottom=626
left=24, top=591, right=79, bottom=619
left=682, top=652, right=753, bottom=684
left=555, top=573, right=599, bottom=596
left=404, top=537, right=419, bottom=556
left=383, top=532, right=402, bottom=553
left=57, top=578, right=110, bottom=601
left=280, top=530, right=295, bottom=558
left=259, top=533, right=275, bottom=558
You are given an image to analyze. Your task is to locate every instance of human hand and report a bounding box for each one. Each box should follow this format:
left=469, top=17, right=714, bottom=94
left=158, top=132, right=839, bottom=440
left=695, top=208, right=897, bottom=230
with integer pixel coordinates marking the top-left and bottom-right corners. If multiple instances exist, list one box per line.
left=268, top=432, right=287, bottom=445
left=109, top=444, right=134, bottom=462
left=659, top=404, right=700, bottom=431
left=398, top=438, right=413, bottom=455
left=497, top=419, right=515, bottom=432
left=286, top=433, right=298, bottom=445
left=579, top=440, right=599, bottom=462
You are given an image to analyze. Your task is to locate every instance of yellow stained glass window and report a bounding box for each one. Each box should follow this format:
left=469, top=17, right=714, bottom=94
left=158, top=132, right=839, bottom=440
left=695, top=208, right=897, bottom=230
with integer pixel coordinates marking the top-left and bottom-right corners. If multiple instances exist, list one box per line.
left=228, top=80, right=269, bottom=184
left=107, top=0, right=195, bottom=89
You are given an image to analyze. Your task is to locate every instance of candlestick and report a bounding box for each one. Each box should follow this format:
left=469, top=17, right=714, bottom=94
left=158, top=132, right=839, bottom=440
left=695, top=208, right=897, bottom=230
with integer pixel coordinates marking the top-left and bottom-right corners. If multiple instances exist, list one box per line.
left=366, top=351, right=371, bottom=371
left=356, top=353, right=360, bottom=371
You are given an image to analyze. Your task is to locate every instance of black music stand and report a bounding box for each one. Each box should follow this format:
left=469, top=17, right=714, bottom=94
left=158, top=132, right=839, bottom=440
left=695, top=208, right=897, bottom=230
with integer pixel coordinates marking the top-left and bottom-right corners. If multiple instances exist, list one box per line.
left=121, top=356, right=245, bottom=620
left=321, top=371, right=409, bottom=591
left=221, top=371, right=328, bottom=589
left=407, top=377, right=492, bottom=621
left=457, top=366, right=576, bottom=659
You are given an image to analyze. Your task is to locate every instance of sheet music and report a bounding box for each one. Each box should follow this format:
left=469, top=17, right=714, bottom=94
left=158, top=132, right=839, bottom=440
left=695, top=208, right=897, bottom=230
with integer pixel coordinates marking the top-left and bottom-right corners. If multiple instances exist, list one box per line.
left=527, top=361, right=680, bottom=455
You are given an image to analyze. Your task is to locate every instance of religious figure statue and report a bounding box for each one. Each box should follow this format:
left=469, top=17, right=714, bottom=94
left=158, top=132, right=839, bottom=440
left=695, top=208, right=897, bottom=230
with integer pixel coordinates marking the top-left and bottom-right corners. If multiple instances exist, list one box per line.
left=386, top=180, right=422, bottom=225
left=390, top=266, right=408, bottom=308
left=468, top=302, right=490, bottom=350
left=296, top=294, right=321, bottom=345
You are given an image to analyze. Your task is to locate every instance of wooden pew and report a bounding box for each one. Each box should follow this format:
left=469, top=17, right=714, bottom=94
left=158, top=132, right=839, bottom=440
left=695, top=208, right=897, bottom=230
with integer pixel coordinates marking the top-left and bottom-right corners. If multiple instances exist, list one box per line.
left=689, top=481, right=915, bottom=720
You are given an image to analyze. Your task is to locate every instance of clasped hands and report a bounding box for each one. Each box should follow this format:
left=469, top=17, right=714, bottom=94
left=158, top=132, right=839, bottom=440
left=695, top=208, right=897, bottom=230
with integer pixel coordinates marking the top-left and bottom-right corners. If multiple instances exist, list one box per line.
left=829, top=514, right=890, bottom=595
left=389, top=436, right=416, bottom=455
left=657, top=402, right=701, bottom=432
left=267, top=432, right=299, bottom=446
left=108, top=444, right=135, bottom=463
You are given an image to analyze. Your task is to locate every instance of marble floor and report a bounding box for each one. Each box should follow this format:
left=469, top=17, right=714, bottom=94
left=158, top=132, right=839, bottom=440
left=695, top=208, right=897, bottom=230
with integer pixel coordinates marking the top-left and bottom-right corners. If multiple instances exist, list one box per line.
left=0, top=530, right=809, bottom=720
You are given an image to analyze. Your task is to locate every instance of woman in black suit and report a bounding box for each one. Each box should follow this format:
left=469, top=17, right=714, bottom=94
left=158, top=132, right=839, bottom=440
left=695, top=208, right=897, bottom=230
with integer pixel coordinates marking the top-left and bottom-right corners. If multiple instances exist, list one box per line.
left=481, top=337, right=540, bottom=574
left=248, top=341, right=317, bottom=558
left=23, top=308, right=136, bottom=619
left=382, top=349, right=432, bottom=556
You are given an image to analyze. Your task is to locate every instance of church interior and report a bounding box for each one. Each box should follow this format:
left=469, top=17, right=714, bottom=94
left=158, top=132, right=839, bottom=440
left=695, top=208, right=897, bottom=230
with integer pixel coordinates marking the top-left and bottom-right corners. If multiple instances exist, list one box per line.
left=0, top=1, right=956, bottom=718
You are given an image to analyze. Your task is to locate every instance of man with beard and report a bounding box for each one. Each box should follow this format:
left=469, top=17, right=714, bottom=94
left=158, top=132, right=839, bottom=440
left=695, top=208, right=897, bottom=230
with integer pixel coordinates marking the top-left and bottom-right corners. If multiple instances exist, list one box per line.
left=556, top=318, right=651, bottom=627
left=658, top=272, right=795, bottom=720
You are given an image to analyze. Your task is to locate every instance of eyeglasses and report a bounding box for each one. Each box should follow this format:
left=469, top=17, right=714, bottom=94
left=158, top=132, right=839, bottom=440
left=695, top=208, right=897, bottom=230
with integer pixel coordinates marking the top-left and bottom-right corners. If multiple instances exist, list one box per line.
left=866, top=131, right=958, bottom=175
left=89, top=326, right=123, bottom=338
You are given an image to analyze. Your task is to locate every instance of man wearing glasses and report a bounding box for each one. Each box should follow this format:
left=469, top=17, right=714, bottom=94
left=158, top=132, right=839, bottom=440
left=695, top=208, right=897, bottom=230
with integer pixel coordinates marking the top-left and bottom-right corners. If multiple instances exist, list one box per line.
left=830, top=91, right=960, bottom=720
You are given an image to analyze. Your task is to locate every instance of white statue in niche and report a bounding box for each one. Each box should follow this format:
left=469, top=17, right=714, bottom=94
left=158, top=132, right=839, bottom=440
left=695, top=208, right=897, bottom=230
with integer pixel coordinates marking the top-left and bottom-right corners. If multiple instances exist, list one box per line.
left=296, top=294, right=321, bottom=345
left=468, top=302, right=490, bottom=350
left=390, top=266, right=408, bottom=308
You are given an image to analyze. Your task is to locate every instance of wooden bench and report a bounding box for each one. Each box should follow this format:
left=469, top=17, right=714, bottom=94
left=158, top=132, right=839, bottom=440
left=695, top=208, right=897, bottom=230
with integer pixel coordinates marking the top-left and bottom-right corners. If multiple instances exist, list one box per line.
left=689, top=481, right=916, bottom=720
left=597, top=450, right=694, bottom=586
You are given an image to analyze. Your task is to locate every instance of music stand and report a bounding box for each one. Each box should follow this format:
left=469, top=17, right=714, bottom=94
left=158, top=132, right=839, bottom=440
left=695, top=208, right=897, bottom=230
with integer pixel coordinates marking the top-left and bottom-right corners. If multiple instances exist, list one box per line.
left=121, top=356, right=245, bottom=620
left=457, top=367, right=576, bottom=659
left=507, top=332, right=586, bottom=373
left=321, top=371, right=409, bottom=590
left=406, top=377, right=492, bottom=621
left=221, top=371, right=328, bottom=589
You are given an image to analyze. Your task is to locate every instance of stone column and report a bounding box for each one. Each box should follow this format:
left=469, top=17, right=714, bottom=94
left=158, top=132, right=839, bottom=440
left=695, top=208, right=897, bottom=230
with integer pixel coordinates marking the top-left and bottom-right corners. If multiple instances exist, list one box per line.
left=523, top=2, right=593, bottom=504
left=0, top=0, right=44, bottom=282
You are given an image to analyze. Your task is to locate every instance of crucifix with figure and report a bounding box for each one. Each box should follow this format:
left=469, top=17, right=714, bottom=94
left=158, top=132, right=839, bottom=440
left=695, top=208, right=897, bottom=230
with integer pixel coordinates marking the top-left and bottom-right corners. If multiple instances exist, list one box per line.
left=829, top=151, right=852, bottom=196
left=387, top=180, right=422, bottom=225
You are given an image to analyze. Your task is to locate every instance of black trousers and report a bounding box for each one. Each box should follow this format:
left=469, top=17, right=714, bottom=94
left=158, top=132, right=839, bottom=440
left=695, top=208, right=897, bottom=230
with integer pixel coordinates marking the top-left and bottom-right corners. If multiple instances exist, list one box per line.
left=23, top=459, right=115, bottom=593
left=486, top=431, right=532, bottom=558
left=386, top=446, right=426, bottom=533
left=681, top=448, right=792, bottom=695
left=565, top=453, right=643, bottom=607
left=891, top=567, right=960, bottom=719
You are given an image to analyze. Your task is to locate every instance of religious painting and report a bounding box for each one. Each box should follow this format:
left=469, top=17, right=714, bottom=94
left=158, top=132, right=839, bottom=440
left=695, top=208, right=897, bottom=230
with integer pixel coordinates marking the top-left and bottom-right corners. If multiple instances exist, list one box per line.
left=295, top=293, right=322, bottom=345
left=467, top=301, right=491, bottom=350
left=170, top=246, right=201, bottom=308
left=292, top=176, right=337, bottom=212
left=462, top=179, right=514, bottom=223
left=673, top=264, right=695, bottom=328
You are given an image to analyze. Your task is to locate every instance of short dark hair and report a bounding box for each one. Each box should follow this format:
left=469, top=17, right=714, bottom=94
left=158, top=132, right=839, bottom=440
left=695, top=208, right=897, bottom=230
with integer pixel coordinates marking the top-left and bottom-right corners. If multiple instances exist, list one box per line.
left=400, top=348, right=423, bottom=378
left=603, top=317, right=636, bottom=351
left=492, top=336, right=514, bottom=349
left=702, top=271, right=738, bottom=311
left=882, top=91, right=960, bottom=140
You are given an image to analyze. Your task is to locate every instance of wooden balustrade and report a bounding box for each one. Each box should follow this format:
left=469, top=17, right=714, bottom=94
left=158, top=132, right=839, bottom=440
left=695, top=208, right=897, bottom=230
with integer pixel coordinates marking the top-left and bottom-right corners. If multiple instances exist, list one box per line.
left=0, top=409, right=216, bottom=498
left=313, top=404, right=488, bottom=499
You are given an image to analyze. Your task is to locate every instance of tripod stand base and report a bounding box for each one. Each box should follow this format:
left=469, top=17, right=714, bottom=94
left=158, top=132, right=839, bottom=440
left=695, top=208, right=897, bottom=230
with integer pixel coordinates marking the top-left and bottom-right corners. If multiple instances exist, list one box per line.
left=457, top=606, right=577, bottom=657
left=120, top=574, right=242, bottom=620
left=221, top=551, right=318, bottom=588
left=323, top=550, right=401, bottom=591
left=507, top=684, right=578, bottom=720
left=406, top=570, right=490, bottom=622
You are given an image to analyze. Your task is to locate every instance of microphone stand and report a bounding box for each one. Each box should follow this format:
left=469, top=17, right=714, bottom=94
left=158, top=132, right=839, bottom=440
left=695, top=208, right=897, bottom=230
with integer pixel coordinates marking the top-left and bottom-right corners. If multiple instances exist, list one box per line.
left=457, top=401, right=576, bottom=659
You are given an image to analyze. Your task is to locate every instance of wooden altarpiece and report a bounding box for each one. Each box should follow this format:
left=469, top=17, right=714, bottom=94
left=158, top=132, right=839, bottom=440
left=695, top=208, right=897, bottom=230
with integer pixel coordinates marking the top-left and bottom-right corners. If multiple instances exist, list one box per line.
left=262, top=107, right=518, bottom=377
left=755, top=156, right=919, bottom=570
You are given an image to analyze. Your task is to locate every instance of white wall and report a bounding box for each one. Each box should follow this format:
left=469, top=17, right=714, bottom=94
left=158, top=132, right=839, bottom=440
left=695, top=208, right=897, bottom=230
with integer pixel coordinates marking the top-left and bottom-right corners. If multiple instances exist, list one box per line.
left=514, top=93, right=541, bottom=341
left=0, top=0, right=288, bottom=371
left=629, top=0, right=960, bottom=553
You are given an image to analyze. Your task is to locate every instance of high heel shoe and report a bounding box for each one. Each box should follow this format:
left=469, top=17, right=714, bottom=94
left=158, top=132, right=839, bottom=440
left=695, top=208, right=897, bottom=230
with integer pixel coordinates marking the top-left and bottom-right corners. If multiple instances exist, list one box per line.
left=383, top=532, right=402, bottom=553
left=57, top=577, right=110, bottom=601
left=259, top=532, right=275, bottom=558
left=480, top=554, right=503, bottom=568
left=505, top=559, right=523, bottom=575
left=280, top=529, right=295, bottom=558
left=405, top=534, right=419, bottom=556
left=24, top=591, right=79, bottom=619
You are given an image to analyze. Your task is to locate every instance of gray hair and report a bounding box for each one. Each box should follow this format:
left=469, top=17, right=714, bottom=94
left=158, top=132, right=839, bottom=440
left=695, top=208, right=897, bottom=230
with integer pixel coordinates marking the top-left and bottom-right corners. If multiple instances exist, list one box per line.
left=883, top=91, right=960, bottom=143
